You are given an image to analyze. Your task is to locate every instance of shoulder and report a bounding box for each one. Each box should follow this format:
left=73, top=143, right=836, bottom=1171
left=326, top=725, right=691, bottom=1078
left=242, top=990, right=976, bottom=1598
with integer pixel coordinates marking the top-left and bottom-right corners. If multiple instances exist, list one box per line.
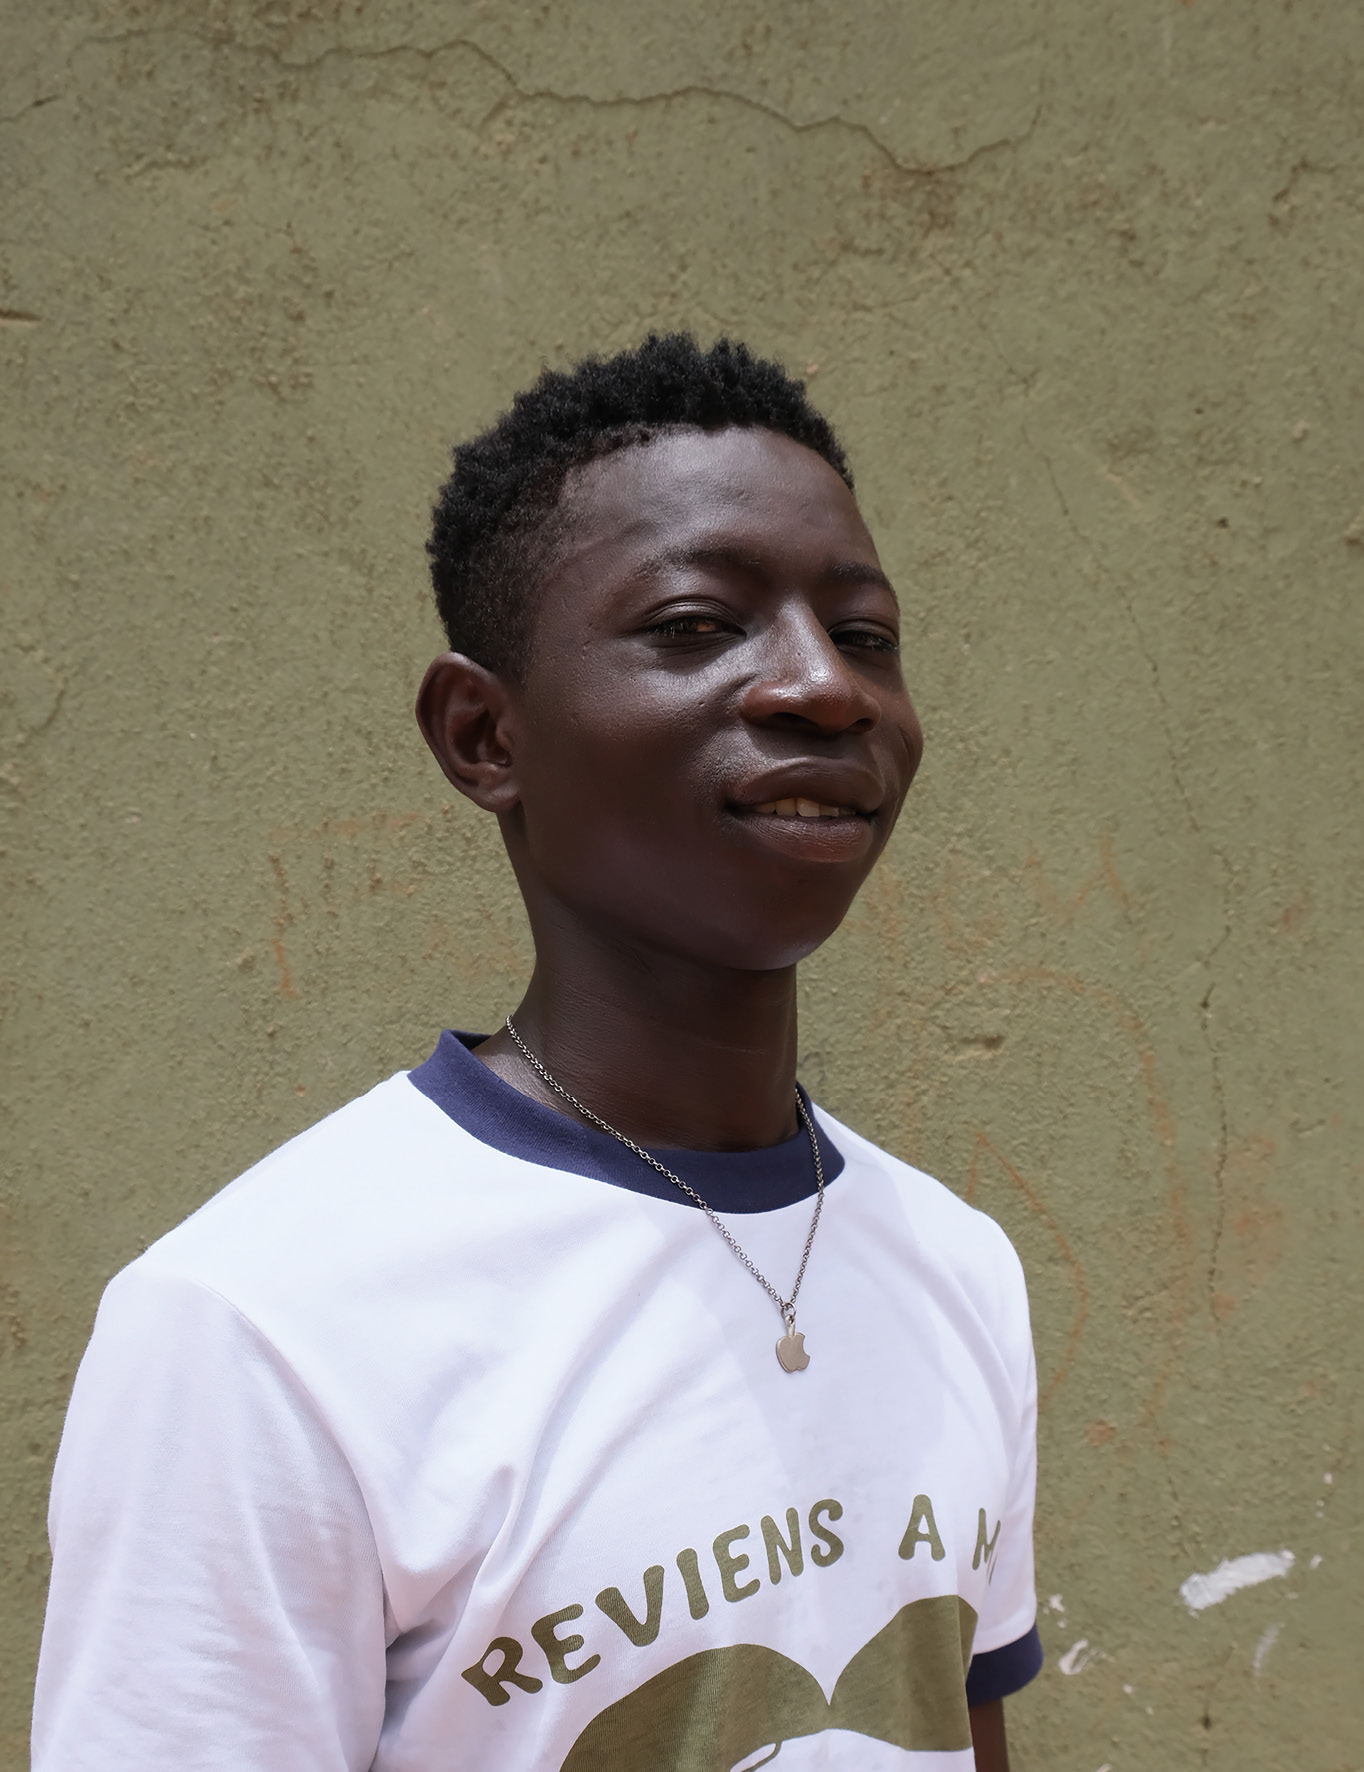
left=814, top=1105, right=1031, bottom=1321
left=122, top=1070, right=465, bottom=1319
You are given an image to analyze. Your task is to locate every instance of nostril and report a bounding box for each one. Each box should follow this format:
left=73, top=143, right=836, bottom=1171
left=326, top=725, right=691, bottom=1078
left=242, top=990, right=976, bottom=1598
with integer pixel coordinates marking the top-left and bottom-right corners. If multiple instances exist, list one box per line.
left=746, top=676, right=881, bottom=734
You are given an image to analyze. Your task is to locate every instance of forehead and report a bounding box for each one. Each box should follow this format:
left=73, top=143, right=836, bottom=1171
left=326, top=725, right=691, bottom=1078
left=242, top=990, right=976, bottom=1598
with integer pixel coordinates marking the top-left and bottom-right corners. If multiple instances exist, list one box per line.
left=548, top=426, right=881, bottom=594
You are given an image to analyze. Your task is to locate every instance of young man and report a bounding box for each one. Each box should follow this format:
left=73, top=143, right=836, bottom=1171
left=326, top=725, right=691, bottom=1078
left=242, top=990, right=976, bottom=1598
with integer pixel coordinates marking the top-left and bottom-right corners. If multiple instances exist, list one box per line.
left=34, top=335, right=1041, bottom=1770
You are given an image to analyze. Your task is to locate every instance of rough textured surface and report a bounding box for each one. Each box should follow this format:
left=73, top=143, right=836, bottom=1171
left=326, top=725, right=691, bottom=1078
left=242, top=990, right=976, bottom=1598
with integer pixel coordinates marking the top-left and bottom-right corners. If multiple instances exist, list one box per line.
left=2, top=2, right=1361, bottom=1765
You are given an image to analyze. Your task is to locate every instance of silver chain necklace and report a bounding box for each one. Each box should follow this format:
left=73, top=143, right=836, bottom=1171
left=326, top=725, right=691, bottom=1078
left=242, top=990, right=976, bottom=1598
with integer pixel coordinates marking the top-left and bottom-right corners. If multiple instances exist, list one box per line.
left=504, top=1015, right=825, bottom=1372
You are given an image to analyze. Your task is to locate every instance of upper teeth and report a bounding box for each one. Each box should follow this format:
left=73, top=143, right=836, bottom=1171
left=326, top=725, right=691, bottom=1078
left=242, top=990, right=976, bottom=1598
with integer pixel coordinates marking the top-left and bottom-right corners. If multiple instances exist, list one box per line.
left=753, top=798, right=855, bottom=819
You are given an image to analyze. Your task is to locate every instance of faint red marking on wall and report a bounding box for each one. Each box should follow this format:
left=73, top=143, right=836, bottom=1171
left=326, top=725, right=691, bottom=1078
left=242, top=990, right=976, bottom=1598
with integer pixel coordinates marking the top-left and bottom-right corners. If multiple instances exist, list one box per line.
left=1015, top=969, right=1190, bottom=1446
left=967, top=1131, right=1091, bottom=1413
left=1213, top=1133, right=1285, bottom=1315
left=268, top=852, right=296, bottom=998
left=267, top=809, right=428, bottom=846
left=937, top=964, right=1194, bottom=1466
left=1022, top=831, right=1134, bottom=926
left=270, top=938, right=295, bottom=998
left=263, top=806, right=517, bottom=999
left=1098, top=830, right=1134, bottom=913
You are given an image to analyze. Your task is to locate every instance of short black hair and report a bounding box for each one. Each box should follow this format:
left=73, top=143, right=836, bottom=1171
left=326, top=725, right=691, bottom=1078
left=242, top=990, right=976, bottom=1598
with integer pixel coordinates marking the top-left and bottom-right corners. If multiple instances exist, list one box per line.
left=426, top=333, right=852, bottom=676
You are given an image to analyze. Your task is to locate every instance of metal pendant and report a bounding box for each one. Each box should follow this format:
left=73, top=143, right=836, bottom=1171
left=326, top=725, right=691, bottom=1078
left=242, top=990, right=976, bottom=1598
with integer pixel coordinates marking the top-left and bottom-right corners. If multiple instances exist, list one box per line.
left=776, top=1326, right=810, bottom=1372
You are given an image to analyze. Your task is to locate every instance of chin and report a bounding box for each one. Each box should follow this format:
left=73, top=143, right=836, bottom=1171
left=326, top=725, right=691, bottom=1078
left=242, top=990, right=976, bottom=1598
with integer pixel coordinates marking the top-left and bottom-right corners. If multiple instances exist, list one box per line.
left=551, top=851, right=871, bottom=972
left=680, top=905, right=855, bottom=972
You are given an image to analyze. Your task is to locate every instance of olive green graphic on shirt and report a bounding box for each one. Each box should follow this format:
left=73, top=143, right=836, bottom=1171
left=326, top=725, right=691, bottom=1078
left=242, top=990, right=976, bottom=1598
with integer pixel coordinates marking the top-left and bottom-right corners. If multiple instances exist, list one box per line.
left=897, top=1493, right=946, bottom=1562
left=559, top=1593, right=978, bottom=1771
left=973, top=1509, right=1001, bottom=1573
left=597, top=1566, right=667, bottom=1646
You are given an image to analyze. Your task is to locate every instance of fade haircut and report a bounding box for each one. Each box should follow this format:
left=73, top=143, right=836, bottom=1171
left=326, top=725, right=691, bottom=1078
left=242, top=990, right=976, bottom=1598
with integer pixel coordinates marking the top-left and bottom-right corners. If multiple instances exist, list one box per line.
left=426, top=333, right=852, bottom=677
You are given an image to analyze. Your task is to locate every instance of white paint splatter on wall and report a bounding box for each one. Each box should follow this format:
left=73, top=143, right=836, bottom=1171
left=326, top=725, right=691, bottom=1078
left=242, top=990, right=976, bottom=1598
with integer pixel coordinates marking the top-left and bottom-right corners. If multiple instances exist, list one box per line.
left=1057, top=1638, right=1093, bottom=1675
left=1179, top=1549, right=1295, bottom=1614
left=1253, top=1622, right=1282, bottom=1675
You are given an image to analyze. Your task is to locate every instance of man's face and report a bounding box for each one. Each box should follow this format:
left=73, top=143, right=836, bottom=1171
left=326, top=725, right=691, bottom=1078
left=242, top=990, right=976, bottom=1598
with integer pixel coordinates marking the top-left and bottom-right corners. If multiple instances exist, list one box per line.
left=500, top=426, right=924, bottom=971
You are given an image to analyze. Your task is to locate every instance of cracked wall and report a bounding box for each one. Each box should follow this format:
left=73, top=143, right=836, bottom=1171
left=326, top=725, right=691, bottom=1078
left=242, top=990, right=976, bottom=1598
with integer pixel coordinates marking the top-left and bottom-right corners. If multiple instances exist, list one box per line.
left=2, top=1, right=1362, bottom=1766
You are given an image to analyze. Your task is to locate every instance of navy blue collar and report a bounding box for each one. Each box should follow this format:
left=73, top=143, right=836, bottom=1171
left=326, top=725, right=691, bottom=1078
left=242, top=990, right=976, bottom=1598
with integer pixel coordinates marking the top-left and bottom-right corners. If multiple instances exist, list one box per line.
left=409, top=1030, right=844, bottom=1214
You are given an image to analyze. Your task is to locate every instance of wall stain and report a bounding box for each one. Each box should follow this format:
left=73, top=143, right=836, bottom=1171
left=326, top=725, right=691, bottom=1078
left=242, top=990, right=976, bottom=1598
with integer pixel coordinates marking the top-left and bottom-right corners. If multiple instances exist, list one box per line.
left=936, top=963, right=1196, bottom=1461
left=267, top=851, right=296, bottom=998
left=1020, top=831, right=1134, bottom=926
left=966, top=1130, right=1090, bottom=1412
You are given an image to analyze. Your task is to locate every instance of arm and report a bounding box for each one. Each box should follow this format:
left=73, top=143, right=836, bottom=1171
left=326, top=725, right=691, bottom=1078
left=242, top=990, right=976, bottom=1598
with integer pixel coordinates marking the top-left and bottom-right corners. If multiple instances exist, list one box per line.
left=965, top=1229, right=1039, bottom=1771
left=35, top=1265, right=387, bottom=1771
left=970, top=1698, right=1009, bottom=1772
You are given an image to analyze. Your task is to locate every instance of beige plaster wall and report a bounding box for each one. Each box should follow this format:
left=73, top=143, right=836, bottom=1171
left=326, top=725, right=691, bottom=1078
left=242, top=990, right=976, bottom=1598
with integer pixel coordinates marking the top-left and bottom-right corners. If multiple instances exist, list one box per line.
left=3, top=2, right=1362, bottom=1765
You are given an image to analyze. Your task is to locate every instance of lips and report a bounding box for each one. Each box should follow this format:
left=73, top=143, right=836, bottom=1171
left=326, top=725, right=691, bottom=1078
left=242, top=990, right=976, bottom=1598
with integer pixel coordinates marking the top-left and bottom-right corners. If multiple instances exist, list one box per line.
left=722, top=765, right=882, bottom=865
left=751, top=797, right=858, bottom=820
left=725, top=799, right=876, bottom=865
left=728, top=762, right=883, bottom=823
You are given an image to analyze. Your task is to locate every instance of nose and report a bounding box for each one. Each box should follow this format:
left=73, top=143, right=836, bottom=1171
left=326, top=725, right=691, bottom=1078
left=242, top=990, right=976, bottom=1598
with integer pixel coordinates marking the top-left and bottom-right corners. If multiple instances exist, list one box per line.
left=738, top=605, right=882, bottom=737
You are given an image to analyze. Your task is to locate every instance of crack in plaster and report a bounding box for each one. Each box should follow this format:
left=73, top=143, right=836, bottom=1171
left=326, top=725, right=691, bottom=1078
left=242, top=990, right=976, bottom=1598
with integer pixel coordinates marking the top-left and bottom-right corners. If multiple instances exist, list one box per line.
left=1028, top=432, right=1234, bottom=1329
left=1270, top=156, right=1342, bottom=208
left=6, top=23, right=1038, bottom=178
left=243, top=33, right=1043, bottom=177
left=0, top=91, right=62, bottom=126
left=924, top=249, right=1039, bottom=392
left=1200, top=976, right=1230, bottom=1330
left=1161, top=1460, right=1192, bottom=1563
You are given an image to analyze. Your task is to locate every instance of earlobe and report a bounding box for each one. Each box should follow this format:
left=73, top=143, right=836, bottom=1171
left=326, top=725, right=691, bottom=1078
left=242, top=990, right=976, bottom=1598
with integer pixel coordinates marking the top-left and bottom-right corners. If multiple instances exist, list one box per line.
left=415, top=652, right=521, bottom=813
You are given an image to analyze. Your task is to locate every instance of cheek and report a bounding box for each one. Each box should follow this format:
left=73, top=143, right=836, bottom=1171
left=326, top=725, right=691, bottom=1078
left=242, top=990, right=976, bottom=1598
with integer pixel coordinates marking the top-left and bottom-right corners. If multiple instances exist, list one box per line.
left=514, top=709, right=710, bottom=888
left=522, top=798, right=730, bottom=946
left=876, top=698, right=924, bottom=813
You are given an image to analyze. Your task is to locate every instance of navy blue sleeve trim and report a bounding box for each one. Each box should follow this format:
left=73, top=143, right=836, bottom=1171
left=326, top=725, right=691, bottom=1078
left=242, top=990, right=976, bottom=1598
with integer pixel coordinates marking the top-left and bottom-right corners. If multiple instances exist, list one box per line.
left=965, top=1624, right=1043, bottom=1706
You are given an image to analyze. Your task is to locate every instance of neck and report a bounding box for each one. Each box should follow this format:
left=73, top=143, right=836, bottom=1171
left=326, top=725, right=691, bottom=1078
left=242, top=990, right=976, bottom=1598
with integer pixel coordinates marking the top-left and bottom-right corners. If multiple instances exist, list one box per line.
left=475, top=915, right=801, bottom=1151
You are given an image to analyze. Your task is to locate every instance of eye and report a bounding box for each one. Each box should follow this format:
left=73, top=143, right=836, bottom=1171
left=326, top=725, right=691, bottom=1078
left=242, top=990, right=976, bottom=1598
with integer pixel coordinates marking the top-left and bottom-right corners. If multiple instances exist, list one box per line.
left=832, top=625, right=900, bottom=654
left=647, top=613, right=734, bottom=639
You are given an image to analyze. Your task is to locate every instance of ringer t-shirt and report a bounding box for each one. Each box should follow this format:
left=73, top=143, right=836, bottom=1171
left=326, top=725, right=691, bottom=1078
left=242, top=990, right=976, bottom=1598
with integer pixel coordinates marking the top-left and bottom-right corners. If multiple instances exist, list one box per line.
left=34, top=1032, right=1042, bottom=1771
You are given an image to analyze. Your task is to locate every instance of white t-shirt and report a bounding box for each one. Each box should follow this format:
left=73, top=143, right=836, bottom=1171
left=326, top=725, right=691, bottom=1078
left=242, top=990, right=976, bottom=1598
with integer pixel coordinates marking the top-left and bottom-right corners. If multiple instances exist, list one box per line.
left=34, top=1032, right=1040, bottom=1771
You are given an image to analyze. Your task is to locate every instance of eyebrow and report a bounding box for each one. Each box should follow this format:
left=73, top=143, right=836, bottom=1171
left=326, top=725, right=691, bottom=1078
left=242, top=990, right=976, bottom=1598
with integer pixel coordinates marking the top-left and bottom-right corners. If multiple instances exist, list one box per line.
left=644, top=543, right=898, bottom=598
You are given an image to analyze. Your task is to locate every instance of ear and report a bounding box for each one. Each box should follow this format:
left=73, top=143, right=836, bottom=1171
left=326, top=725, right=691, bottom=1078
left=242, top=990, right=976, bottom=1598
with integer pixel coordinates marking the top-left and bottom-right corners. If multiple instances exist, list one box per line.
left=415, top=652, right=522, bottom=814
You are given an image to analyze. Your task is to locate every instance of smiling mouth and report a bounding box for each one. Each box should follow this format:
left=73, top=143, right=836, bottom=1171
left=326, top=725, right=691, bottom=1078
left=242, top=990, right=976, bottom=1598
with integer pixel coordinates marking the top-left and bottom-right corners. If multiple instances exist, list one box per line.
left=750, top=797, right=866, bottom=821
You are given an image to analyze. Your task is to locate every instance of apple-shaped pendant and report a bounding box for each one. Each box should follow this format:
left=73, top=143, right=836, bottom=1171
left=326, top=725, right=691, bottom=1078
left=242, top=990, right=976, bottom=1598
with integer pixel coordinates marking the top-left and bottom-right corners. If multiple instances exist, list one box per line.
left=776, top=1328, right=810, bottom=1372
